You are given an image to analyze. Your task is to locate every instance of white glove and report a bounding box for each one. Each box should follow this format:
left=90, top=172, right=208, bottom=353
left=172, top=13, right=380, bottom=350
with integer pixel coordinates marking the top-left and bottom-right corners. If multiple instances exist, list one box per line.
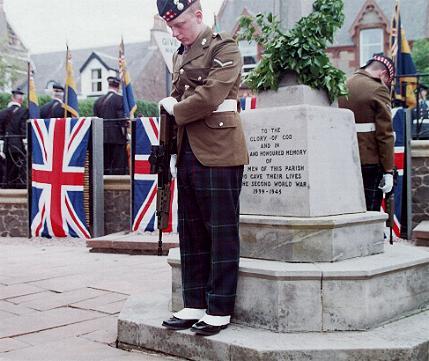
left=159, top=97, right=178, bottom=116
left=170, top=154, right=177, bottom=178
left=0, top=140, right=4, bottom=159
left=379, top=173, right=393, bottom=193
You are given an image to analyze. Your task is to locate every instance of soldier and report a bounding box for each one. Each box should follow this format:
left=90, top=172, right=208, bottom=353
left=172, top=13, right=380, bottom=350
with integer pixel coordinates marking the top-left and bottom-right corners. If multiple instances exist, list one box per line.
left=93, top=76, right=128, bottom=175
left=157, top=0, right=248, bottom=336
left=339, top=54, right=395, bottom=211
left=40, top=84, right=68, bottom=118
left=0, top=88, right=28, bottom=187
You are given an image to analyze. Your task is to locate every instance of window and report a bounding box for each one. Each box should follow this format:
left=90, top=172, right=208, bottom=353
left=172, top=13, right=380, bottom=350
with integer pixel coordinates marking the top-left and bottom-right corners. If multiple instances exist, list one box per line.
left=91, top=69, right=102, bottom=93
left=239, top=40, right=258, bottom=73
left=360, top=28, right=384, bottom=66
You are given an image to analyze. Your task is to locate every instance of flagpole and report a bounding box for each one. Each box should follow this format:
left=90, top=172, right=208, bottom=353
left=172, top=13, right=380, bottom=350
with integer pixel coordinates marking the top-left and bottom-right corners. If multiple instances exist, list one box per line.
left=27, top=61, right=31, bottom=112
left=64, top=45, right=69, bottom=119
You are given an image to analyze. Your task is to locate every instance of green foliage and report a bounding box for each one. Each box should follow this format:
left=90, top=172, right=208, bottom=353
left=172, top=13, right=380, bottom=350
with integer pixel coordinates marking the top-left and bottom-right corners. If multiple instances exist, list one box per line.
left=412, top=39, right=429, bottom=86
left=79, top=98, right=96, bottom=117
left=0, top=92, right=10, bottom=109
left=239, top=0, right=348, bottom=103
left=136, top=100, right=158, bottom=117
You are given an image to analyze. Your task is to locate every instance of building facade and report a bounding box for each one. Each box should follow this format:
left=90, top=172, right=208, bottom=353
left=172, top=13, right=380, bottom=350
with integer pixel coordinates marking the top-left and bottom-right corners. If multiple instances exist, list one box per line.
left=216, top=0, right=429, bottom=77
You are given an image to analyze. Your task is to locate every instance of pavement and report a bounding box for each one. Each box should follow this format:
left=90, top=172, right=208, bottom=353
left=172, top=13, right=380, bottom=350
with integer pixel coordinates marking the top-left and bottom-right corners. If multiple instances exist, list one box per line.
left=0, top=236, right=183, bottom=361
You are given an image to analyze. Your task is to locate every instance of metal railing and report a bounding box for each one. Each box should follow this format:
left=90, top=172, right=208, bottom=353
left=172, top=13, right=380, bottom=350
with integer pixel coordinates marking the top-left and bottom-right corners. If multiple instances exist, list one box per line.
left=0, top=134, right=27, bottom=189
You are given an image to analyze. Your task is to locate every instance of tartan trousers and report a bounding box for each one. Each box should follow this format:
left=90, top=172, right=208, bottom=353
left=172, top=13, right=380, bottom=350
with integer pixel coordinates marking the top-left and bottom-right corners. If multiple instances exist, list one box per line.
left=361, top=164, right=384, bottom=211
left=177, top=136, right=244, bottom=316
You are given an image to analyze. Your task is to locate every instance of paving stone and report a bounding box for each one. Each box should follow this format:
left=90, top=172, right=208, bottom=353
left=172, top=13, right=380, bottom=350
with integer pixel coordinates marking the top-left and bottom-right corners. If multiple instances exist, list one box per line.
left=71, top=292, right=128, bottom=310
left=14, top=316, right=117, bottom=346
left=0, top=307, right=103, bottom=338
left=0, top=301, right=37, bottom=316
left=3, top=336, right=182, bottom=361
left=0, top=284, right=45, bottom=300
left=0, top=337, right=30, bottom=353
left=6, top=291, right=55, bottom=305
left=13, top=288, right=110, bottom=311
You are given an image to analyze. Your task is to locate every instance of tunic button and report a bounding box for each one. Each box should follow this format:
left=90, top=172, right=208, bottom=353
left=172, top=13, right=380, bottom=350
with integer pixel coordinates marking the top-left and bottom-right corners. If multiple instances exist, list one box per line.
left=219, top=122, right=224, bottom=127
left=179, top=69, right=184, bottom=75
left=198, top=76, right=202, bottom=81
left=184, top=85, right=189, bottom=90
left=201, top=38, right=207, bottom=45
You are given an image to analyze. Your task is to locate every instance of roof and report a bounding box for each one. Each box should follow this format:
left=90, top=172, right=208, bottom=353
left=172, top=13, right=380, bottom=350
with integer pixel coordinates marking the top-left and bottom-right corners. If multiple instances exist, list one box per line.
left=216, top=0, right=429, bottom=45
left=216, top=0, right=277, bottom=34
left=79, top=51, right=118, bottom=73
left=31, top=41, right=154, bottom=94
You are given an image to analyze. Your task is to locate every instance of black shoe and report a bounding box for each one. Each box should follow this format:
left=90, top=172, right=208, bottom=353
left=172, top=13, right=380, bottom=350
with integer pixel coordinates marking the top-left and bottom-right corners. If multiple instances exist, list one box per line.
left=162, top=316, right=199, bottom=330
left=190, top=321, right=228, bottom=336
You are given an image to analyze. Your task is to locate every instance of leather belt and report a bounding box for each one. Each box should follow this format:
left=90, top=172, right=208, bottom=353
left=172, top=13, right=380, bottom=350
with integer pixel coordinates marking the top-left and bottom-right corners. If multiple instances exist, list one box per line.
left=355, top=123, right=376, bottom=132
left=213, top=99, right=237, bottom=113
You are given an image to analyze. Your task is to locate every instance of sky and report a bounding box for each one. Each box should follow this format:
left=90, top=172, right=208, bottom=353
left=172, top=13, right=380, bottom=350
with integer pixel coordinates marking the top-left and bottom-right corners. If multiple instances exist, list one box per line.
left=4, top=0, right=224, bottom=54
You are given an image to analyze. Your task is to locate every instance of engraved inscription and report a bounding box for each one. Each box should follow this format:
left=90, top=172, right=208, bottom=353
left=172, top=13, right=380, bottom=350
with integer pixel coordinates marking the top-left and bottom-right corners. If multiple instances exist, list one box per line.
left=243, top=127, right=308, bottom=196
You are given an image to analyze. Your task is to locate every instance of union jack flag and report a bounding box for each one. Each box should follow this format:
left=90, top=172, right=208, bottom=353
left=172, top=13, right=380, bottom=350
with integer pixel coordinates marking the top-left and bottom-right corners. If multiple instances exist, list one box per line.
left=132, top=117, right=178, bottom=232
left=240, top=96, right=257, bottom=112
left=30, top=118, right=91, bottom=238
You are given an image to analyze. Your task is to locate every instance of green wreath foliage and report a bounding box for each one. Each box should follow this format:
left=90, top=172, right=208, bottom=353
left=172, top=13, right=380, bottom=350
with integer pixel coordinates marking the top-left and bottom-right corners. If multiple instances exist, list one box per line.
left=239, top=0, right=348, bottom=103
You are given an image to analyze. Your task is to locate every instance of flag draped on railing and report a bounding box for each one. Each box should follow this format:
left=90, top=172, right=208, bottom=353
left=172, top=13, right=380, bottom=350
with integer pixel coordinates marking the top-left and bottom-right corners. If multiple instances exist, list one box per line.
left=119, top=39, right=137, bottom=119
left=240, top=96, right=257, bottom=111
left=30, top=118, right=92, bottom=238
left=132, top=117, right=177, bottom=233
left=64, top=46, right=79, bottom=117
left=27, top=62, right=40, bottom=119
left=389, top=1, right=417, bottom=108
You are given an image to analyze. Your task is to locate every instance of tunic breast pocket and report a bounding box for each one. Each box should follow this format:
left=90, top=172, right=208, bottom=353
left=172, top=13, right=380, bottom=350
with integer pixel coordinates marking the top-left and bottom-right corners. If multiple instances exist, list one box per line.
left=186, top=67, right=210, bottom=86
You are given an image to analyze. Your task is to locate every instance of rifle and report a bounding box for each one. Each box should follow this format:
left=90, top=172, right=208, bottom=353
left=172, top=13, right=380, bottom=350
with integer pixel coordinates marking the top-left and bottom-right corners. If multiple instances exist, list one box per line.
left=148, top=107, right=176, bottom=256
left=384, top=168, right=399, bottom=245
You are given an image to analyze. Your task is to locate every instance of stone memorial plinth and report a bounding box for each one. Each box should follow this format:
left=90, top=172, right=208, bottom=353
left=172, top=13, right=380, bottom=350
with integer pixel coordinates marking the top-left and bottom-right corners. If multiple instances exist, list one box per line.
left=239, top=86, right=385, bottom=262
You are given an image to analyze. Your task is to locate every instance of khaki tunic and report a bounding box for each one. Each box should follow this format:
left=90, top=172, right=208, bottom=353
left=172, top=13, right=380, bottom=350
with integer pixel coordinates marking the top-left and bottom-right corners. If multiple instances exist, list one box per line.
left=338, top=69, right=394, bottom=171
left=171, top=26, right=249, bottom=167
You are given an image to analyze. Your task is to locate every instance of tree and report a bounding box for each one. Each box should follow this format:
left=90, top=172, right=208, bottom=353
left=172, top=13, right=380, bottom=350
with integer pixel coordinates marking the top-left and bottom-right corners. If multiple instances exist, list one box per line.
left=412, top=39, right=429, bottom=86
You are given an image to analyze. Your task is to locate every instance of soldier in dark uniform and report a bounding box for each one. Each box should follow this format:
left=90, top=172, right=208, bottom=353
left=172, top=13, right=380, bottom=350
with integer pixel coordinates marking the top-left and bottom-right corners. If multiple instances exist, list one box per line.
left=93, top=76, right=128, bottom=175
left=0, top=88, right=28, bottom=187
left=40, top=84, right=68, bottom=118
left=157, top=0, right=248, bottom=336
left=339, top=54, right=395, bottom=211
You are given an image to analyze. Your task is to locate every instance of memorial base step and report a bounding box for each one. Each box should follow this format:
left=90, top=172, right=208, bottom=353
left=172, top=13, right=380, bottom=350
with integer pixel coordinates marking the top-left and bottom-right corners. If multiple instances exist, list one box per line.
left=240, top=211, right=386, bottom=262
left=168, top=244, right=429, bottom=332
left=117, top=293, right=429, bottom=361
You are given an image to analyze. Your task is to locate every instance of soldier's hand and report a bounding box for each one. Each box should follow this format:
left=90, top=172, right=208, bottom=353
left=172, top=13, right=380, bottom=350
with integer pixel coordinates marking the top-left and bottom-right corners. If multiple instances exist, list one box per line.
left=378, top=173, right=393, bottom=193
left=159, top=97, right=178, bottom=116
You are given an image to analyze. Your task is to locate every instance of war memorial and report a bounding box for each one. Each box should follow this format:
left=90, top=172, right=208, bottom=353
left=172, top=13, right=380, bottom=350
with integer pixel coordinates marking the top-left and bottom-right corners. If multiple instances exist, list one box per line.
left=116, top=1, right=429, bottom=360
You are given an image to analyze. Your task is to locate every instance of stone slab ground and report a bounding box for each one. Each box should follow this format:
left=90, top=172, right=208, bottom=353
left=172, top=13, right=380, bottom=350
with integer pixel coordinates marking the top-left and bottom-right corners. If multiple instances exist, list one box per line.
left=0, top=237, right=183, bottom=361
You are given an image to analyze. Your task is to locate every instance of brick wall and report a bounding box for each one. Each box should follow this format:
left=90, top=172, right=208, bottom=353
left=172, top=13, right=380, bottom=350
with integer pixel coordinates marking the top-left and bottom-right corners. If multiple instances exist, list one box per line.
left=411, top=141, right=429, bottom=228
left=104, top=176, right=131, bottom=235
left=0, top=190, right=28, bottom=237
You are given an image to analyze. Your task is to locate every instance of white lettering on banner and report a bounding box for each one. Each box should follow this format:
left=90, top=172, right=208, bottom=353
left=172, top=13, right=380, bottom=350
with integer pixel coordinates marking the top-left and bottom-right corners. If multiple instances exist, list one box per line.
left=153, top=31, right=180, bottom=73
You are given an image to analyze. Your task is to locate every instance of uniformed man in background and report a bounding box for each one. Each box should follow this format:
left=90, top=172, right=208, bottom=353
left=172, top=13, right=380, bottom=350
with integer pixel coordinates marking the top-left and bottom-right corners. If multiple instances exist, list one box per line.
left=157, top=0, right=248, bottom=336
left=339, top=54, right=395, bottom=211
left=93, top=76, right=127, bottom=175
left=40, top=84, right=67, bottom=118
left=0, top=88, right=28, bottom=187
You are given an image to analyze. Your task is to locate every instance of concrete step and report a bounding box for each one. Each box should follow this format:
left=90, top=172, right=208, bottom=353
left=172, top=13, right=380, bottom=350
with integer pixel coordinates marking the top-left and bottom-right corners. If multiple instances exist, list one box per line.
left=86, top=231, right=179, bottom=255
left=117, top=294, right=429, bottom=361
left=413, top=221, right=429, bottom=247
